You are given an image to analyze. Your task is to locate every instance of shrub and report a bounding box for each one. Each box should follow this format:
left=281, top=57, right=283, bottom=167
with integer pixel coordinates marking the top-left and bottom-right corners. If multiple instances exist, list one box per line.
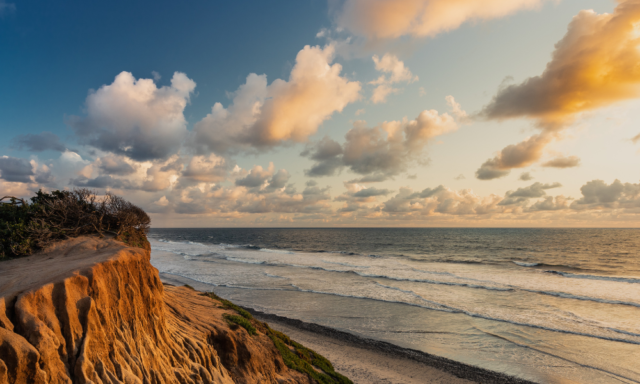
left=223, top=314, right=257, bottom=336
left=205, top=292, right=253, bottom=320
left=267, top=327, right=352, bottom=384
left=0, top=189, right=150, bottom=259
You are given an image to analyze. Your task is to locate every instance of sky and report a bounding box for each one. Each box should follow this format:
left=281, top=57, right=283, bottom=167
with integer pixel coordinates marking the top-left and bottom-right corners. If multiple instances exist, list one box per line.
left=1, top=0, right=640, bottom=227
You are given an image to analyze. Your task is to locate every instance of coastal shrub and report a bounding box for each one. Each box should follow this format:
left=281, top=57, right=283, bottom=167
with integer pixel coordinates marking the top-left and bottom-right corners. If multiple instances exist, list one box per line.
left=0, top=189, right=150, bottom=259
left=205, top=292, right=253, bottom=320
left=203, top=291, right=351, bottom=383
left=267, top=327, right=352, bottom=384
left=223, top=314, right=257, bottom=336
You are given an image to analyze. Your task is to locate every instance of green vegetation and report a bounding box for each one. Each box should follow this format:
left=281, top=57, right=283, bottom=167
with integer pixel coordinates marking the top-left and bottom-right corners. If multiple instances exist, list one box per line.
left=223, top=313, right=258, bottom=336
left=203, top=290, right=351, bottom=383
left=183, top=284, right=195, bottom=290
left=0, top=189, right=150, bottom=259
left=205, top=292, right=253, bottom=320
left=267, top=327, right=352, bottom=384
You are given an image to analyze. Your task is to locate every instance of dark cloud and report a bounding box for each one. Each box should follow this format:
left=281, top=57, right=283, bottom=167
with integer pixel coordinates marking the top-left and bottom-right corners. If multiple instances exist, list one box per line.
left=574, top=180, right=636, bottom=206
left=519, top=172, right=533, bottom=181
left=71, top=175, right=133, bottom=189
left=301, top=137, right=344, bottom=177
left=96, top=155, right=136, bottom=175
left=0, top=157, right=34, bottom=183
left=476, top=134, right=551, bottom=180
left=11, top=132, right=67, bottom=152
left=499, top=182, right=562, bottom=205
left=542, top=156, right=581, bottom=168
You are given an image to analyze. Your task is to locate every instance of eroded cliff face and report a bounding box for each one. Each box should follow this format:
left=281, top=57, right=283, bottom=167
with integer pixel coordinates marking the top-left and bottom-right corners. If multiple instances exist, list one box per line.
left=0, top=237, right=312, bottom=384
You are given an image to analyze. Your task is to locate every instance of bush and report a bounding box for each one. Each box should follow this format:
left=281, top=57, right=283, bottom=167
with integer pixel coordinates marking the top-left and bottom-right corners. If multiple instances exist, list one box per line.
left=205, top=292, right=253, bottom=320
left=223, top=314, right=258, bottom=336
left=203, top=292, right=351, bottom=383
left=267, top=327, right=352, bottom=384
left=0, top=189, right=150, bottom=259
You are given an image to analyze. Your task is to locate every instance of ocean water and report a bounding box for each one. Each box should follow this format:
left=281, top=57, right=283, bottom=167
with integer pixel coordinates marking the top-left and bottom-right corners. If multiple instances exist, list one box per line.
left=148, top=228, right=640, bottom=384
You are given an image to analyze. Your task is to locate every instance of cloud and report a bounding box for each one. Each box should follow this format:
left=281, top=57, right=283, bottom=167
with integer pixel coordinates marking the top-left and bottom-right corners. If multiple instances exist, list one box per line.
left=371, top=84, right=399, bottom=104
left=382, top=186, right=503, bottom=216
left=631, top=133, right=640, bottom=143
left=542, top=155, right=581, bottom=168
left=336, top=0, right=549, bottom=40
left=370, top=54, right=418, bottom=104
left=475, top=133, right=551, bottom=180
left=519, top=172, right=534, bottom=181
left=499, top=182, right=562, bottom=205
left=71, top=175, right=133, bottom=189
left=300, top=136, right=345, bottom=177
left=0, top=156, right=34, bottom=183
left=234, top=163, right=290, bottom=193
left=165, top=179, right=332, bottom=216
left=482, top=1, right=640, bottom=128
left=304, top=97, right=463, bottom=180
left=10, top=132, right=67, bottom=152
left=68, top=71, right=195, bottom=161
left=180, top=154, right=228, bottom=184
left=573, top=179, right=640, bottom=208
left=0, top=0, right=15, bottom=16
left=95, top=155, right=136, bottom=175
left=192, top=44, right=361, bottom=154
left=454, top=174, right=465, bottom=180
left=476, top=1, right=640, bottom=178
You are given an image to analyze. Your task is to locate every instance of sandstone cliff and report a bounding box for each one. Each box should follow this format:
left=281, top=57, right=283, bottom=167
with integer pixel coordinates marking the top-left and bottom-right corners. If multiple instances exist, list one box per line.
left=0, top=237, right=315, bottom=384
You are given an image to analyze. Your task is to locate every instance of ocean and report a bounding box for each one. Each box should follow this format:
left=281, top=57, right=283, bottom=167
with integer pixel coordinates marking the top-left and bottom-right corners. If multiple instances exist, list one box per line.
left=148, top=228, right=640, bottom=384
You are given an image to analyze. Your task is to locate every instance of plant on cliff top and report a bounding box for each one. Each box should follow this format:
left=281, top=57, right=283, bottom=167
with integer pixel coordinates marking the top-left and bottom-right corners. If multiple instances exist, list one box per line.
left=0, top=189, right=150, bottom=259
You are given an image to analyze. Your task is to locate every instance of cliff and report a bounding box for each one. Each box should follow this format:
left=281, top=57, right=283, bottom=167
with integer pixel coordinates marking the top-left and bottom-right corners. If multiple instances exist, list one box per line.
left=0, top=236, right=315, bottom=384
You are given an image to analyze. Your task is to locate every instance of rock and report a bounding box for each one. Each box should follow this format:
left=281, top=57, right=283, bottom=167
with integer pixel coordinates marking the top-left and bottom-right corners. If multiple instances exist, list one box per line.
left=0, top=237, right=312, bottom=384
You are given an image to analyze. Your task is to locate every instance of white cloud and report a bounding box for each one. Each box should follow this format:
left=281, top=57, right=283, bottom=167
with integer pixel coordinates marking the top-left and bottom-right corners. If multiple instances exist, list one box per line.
left=369, top=53, right=418, bottom=104
left=68, top=71, right=195, bottom=161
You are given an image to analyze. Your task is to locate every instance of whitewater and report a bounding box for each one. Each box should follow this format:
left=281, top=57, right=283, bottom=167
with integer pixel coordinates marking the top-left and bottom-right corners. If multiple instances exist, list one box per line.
left=149, top=228, right=640, bottom=384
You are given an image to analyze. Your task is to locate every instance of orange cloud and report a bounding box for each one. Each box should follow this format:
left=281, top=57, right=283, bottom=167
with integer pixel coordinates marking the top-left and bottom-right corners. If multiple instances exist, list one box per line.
left=477, top=0, right=640, bottom=179
left=192, top=44, right=361, bottom=153
left=337, top=0, right=549, bottom=40
left=483, top=0, right=640, bottom=127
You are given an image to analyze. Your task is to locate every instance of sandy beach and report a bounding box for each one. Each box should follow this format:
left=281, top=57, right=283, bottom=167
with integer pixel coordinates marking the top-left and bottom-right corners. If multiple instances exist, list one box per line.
left=264, top=319, right=472, bottom=384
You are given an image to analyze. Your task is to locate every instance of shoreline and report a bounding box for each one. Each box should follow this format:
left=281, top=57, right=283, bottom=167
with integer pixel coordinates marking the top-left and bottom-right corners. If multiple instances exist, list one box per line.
left=252, top=310, right=536, bottom=384
left=158, top=272, right=537, bottom=384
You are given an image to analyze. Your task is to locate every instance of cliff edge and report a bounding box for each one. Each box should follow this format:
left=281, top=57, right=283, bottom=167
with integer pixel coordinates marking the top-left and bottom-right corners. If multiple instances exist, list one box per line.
left=0, top=236, right=314, bottom=384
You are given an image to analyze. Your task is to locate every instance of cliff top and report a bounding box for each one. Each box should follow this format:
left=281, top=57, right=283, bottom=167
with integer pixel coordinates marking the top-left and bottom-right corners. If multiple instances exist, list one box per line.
left=0, top=236, right=136, bottom=302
